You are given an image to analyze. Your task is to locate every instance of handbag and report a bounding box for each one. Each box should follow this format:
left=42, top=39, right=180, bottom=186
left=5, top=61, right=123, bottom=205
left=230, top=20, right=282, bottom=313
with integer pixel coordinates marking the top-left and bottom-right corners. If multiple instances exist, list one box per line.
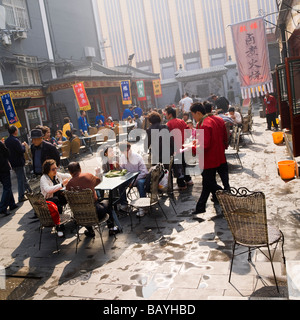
left=46, top=201, right=61, bottom=225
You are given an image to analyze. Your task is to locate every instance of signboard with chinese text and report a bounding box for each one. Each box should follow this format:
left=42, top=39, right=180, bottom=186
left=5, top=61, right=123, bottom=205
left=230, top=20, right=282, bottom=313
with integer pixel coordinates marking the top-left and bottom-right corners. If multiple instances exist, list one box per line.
left=231, top=18, right=273, bottom=99
left=0, top=93, right=22, bottom=128
left=136, top=80, right=147, bottom=101
left=120, top=80, right=132, bottom=105
left=72, top=82, right=91, bottom=111
left=153, top=79, right=162, bottom=97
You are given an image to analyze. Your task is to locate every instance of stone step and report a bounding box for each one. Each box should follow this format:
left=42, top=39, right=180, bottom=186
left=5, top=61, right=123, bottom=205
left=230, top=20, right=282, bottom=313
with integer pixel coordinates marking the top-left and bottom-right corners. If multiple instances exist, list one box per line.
left=286, top=261, right=300, bottom=300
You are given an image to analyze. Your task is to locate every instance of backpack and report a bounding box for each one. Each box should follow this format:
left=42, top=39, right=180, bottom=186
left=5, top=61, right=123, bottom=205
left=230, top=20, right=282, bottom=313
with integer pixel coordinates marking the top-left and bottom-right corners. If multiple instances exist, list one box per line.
left=144, top=163, right=165, bottom=193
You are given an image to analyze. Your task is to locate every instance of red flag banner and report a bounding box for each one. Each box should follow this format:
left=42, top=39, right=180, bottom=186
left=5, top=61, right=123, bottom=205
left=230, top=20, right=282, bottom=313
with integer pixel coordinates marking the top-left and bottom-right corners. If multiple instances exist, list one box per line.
left=231, top=18, right=273, bottom=99
left=72, top=82, right=91, bottom=111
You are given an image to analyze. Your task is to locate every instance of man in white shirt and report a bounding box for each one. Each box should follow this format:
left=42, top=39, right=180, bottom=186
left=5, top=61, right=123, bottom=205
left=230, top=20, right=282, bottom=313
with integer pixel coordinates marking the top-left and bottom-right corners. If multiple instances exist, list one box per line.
left=228, top=107, right=242, bottom=125
left=181, top=92, right=194, bottom=114
left=118, top=142, right=148, bottom=217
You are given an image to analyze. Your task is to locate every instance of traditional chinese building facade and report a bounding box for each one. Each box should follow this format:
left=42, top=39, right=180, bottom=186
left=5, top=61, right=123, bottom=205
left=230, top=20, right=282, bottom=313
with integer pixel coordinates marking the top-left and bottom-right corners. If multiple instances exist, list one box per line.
left=275, top=0, right=300, bottom=158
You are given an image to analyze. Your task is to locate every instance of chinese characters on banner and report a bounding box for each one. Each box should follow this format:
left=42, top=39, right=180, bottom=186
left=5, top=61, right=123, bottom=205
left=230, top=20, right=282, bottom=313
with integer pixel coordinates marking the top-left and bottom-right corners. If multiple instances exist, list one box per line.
left=153, top=79, right=162, bottom=98
left=136, top=80, right=147, bottom=101
left=120, top=81, right=132, bottom=105
left=231, top=18, right=273, bottom=99
left=72, top=82, right=91, bottom=111
left=0, top=93, right=22, bottom=128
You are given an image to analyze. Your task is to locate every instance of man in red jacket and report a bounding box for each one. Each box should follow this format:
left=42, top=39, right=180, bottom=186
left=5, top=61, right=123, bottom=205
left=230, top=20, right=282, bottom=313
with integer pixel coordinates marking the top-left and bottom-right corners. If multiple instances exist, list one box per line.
left=190, top=103, right=228, bottom=214
left=264, top=92, right=278, bottom=131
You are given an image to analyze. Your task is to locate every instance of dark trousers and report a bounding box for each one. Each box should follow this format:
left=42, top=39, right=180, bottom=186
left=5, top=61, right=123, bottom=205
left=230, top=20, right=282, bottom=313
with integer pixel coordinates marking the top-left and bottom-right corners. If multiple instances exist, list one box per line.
left=0, top=172, right=15, bottom=213
left=217, top=162, right=230, bottom=191
left=174, top=153, right=192, bottom=187
left=95, top=200, right=114, bottom=229
left=196, top=168, right=223, bottom=212
left=13, top=166, right=31, bottom=201
left=266, top=112, right=278, bottom=130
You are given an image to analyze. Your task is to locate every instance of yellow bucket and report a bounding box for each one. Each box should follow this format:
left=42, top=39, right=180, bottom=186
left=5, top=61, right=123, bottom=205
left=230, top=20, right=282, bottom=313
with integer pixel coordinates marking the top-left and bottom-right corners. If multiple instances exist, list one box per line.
left=272, top=132, right=284, bottom=145
left=278, top=160, right=296, bottom=180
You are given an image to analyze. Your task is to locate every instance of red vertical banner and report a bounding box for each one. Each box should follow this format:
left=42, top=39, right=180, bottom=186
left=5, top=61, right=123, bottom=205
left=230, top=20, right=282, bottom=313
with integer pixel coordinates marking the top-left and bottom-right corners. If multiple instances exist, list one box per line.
left=231, top=18, right=273, bottom=99
left=72, top=82, right=91, bottom=111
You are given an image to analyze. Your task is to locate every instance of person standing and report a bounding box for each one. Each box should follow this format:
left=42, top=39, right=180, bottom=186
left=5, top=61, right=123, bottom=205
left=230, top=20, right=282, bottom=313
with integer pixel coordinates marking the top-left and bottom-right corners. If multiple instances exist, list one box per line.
left=145, top=111, right=173, bottom=166
left=212, top=94, right=230, bottom=113
left=134, top=106, right=143, bottom=118
left=5, top=125, right=31, bottom=202
left=181, top=93, right=193, bottom=115
left=95, top=112, right=105, bottom=128
left=122, top=106, right=134, bottom=121
left=190, top=103, right=228, bottom=214
left=62, top=117, right=74, bottom=138
left=0, top=140, right=17, bottom=215
left=30, top=129, right=60, bottom=176
left=78, top=110, right=90, bottom=136
left=165, top=106, right=193, bottom=190
left=264, top=92, right=279, bottom=131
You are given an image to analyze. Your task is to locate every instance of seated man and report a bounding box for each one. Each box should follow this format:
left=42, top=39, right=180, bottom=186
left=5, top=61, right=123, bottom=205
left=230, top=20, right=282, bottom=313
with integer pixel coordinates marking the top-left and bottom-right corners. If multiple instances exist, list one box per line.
left=118, top=142, right=148, bottom=217
left=228, top=107, right=242, bottom=125
left=66, top=162, right=120, bottom=237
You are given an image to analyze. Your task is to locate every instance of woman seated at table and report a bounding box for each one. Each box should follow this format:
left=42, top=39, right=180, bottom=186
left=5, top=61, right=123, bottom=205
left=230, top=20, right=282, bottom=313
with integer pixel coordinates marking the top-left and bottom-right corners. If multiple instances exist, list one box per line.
left=55, top=130, right=67, bottom=145
left=65, top=130, right=78, bottom=143
left=101, top=147, right=120, bottom=173
left=40, top=160, right=71, bottom=237
left=105, top=116, right=114, bottom=128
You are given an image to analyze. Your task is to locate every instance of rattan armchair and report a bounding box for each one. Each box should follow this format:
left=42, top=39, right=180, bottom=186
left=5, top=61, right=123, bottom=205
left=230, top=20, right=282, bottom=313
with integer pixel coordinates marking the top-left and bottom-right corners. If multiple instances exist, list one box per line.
left=64, top=189, right=109, bottom=253
left=26, top=192, right=60, bottom=251
left=216, top=187, right=285, bottom=292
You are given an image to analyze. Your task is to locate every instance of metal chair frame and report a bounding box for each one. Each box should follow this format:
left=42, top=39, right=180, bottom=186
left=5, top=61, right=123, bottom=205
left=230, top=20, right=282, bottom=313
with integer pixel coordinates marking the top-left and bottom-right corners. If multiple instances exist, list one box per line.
left=64, top=189, right=109, bottom=254
left=129, top=164, right=167, bottom=232
left=216, top=187, right=285, bottom=293
left=26, top=192, right=60, bottom=251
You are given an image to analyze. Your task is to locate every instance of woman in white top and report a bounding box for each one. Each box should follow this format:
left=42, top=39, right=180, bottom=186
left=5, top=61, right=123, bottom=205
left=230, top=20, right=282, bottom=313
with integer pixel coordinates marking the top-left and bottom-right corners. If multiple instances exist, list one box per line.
left=40, top=159, right=71, bottom=215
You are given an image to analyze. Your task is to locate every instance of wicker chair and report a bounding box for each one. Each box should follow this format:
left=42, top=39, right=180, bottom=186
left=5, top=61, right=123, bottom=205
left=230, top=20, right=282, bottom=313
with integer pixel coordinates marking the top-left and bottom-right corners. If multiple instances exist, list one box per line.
left=60, top=140, right=71, bottom=168
left=26, top=192, right=60, bottom=251
left=70, top=137, right=81, bottom=159
left=129, top=164, right=167, bottom=232
left=241, top=112, right=255, bottom=143
left=64, top=189, right=109, bottom=253
left=216, top=187, right=285, bottom=292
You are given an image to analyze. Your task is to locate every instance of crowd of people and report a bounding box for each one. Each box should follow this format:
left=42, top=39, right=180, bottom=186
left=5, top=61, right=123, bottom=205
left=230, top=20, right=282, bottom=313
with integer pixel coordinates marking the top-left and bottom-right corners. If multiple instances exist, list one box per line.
left=0, top=90, right=279, bottom=238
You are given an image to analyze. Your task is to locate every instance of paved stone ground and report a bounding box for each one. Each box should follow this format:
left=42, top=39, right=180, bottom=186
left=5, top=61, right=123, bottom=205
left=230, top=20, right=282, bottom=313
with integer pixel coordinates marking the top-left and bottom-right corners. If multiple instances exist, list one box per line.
left=0, top=106, right=299, bottom=300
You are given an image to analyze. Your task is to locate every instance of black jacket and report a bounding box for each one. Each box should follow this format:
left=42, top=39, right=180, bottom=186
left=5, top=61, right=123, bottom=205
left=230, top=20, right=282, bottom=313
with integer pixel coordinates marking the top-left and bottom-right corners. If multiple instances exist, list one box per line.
left=31, top=141, right=60, bottom=174
left=5, top=135, right=26, bottom=168
left=146, top=123, right=174, bottom=165
left=0, top=141, right=11, bottom=174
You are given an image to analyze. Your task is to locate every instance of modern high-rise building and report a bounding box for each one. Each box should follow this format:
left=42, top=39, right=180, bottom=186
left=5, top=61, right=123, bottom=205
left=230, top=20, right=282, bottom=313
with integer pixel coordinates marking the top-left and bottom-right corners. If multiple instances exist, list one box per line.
left=96, top=0, right=279, bottom=104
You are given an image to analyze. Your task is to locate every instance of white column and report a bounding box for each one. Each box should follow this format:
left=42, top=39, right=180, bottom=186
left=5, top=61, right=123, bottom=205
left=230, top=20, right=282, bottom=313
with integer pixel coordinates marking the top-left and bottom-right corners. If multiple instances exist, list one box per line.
left=38, top=0, right=57, bottom=79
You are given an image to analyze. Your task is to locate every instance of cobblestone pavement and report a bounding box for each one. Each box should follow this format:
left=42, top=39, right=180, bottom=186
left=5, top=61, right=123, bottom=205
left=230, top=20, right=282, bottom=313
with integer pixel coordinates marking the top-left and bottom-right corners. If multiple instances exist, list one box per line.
left=0, top=109, right=299, bottom=300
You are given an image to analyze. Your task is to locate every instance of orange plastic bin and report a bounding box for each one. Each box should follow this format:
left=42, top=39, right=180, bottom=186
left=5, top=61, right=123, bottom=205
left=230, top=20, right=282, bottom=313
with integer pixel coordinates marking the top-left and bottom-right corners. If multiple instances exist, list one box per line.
left=272, top=132, right=284, bottom=145
left=278, top=160, right=296, bottom=180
